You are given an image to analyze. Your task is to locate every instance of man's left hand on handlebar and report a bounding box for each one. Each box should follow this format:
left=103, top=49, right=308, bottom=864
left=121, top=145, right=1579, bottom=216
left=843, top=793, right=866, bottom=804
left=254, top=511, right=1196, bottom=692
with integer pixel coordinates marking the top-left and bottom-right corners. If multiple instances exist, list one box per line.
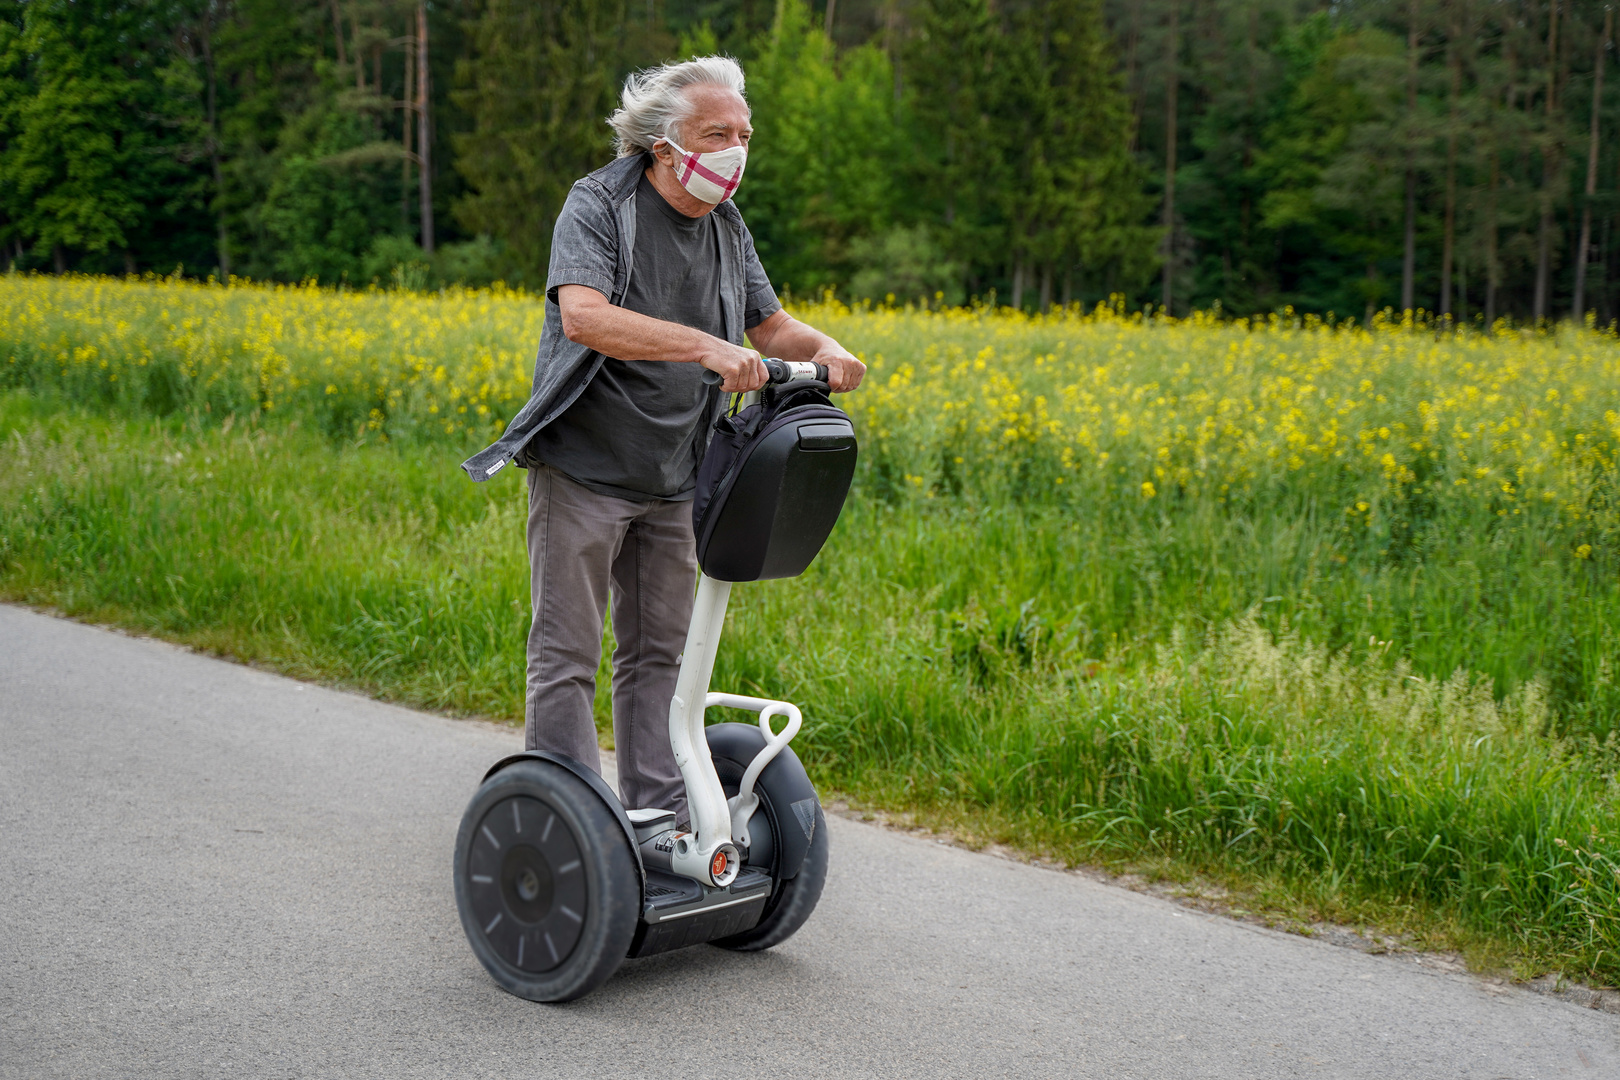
left=743, top=308, right=865, bottom=394
left=810, top=345, right=866, bottom=393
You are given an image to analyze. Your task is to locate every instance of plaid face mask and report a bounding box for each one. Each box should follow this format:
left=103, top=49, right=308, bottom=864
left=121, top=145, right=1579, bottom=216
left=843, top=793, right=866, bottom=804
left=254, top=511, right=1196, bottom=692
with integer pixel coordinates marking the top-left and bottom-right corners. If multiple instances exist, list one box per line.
left=661, top=136, right=747, bottom=204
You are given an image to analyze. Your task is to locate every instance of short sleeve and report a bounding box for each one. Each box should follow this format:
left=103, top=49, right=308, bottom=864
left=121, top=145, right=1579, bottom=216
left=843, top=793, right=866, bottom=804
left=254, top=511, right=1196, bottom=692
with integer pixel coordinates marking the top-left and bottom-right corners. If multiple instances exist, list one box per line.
left=738, top=213, right=782, bottom=329
left=545, top=183, right=620, bottom=305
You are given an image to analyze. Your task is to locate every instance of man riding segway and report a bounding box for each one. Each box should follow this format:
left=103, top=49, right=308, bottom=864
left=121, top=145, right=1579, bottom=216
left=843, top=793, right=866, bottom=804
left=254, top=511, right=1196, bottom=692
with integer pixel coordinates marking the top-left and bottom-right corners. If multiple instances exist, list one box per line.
left=460, top=54, right=863, bottom=886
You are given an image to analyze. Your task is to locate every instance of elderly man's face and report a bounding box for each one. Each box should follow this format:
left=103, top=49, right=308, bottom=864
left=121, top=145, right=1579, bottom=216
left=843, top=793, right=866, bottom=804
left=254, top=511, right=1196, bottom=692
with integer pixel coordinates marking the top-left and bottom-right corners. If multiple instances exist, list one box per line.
left=663, top=84, right=752, bottom=156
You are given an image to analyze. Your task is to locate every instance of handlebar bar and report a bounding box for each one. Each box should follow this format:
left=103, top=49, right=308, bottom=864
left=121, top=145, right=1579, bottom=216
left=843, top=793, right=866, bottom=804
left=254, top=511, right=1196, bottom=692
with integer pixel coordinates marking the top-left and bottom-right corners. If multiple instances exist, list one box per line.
left=701, top=358, right=830, bottom=387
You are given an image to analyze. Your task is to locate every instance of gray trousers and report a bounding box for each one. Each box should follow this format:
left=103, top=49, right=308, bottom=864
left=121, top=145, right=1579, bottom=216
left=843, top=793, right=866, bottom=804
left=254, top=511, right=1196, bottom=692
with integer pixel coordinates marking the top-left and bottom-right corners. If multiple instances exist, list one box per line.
left=524, top=464, right=695, bottom=821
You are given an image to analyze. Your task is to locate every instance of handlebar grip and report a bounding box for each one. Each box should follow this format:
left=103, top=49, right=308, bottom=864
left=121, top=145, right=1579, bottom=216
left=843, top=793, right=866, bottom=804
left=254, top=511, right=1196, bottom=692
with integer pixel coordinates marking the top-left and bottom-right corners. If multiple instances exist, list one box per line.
left=705, top=359, right=830, bottom=388
left=763, top=359, right=830, bottom=384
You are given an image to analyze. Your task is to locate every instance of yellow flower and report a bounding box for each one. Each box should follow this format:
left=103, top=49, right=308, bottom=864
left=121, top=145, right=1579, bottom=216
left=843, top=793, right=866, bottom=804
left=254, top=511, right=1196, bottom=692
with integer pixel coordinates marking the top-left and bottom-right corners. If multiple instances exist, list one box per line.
left=5, top=274, right=1618, bottom=549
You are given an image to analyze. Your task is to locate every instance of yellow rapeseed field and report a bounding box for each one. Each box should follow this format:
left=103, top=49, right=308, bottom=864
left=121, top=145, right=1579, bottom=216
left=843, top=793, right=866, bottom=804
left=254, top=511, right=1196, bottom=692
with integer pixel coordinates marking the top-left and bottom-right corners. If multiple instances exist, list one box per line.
left=0, top=274, right=543, bottom=439
left=2, top=273, right=1617, bottom=555
left=816, top=302, right=1620, bottom=539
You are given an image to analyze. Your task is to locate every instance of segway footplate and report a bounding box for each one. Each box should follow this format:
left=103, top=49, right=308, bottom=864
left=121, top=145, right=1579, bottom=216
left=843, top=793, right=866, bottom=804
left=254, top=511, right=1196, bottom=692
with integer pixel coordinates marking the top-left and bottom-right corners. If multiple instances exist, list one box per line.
left=628, top=867, right=772, bottom=958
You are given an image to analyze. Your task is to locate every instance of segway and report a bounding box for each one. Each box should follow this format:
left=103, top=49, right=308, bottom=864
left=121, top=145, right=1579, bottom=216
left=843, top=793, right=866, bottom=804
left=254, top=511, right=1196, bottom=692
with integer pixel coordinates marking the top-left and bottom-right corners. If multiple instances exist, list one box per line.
left=453, top=359, right=857, bottom=1002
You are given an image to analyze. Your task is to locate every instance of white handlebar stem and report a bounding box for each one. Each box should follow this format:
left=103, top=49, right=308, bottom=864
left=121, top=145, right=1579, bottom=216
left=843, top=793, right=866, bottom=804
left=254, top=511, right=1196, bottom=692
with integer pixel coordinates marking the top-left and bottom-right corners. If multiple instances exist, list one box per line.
left=665, top=574, right=739, bottom=885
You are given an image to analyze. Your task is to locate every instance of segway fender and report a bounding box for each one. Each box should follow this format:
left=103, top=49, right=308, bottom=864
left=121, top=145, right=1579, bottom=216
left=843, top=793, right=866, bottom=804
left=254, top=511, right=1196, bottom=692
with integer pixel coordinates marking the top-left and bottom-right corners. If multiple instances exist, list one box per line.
left=481, top=752, right=643, bottom=881
left=705, top=723, right=820, bottom=880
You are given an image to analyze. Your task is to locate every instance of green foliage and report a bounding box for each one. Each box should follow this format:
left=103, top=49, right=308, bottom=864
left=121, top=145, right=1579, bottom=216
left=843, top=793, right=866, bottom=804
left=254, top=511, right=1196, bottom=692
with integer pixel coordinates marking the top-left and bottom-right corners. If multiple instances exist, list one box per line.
left=903, top=0, right=1007, bottom=284
left=451, top=0, right=672, bottom=284
left=1254, top=20, right=1407, bottom=317
left=0, top=0, right=1153, bottom=301
left=902, top=0, right=1152, bottom=306
left=998, top=0, right=1158, bottom=299
left=362, top=233, right=511, bottom=289
left=362, top=233, right=433, bottom=289
left=429, top=235, right=507, bottom=287
left=736, top=0, right=906, bottom=292
left=12, top=1, right=1620, bottom=317
left=0, top=0, right=212, bottom=272
left=208, top=0, right=331, bottom=279
left=1117, top=1, right=1620, bottom=321
left=1172, top=2, right=1305, bottom=313
left=847, top=225, right=964, bottom=305
left=258, top=106, right=403, bottom=284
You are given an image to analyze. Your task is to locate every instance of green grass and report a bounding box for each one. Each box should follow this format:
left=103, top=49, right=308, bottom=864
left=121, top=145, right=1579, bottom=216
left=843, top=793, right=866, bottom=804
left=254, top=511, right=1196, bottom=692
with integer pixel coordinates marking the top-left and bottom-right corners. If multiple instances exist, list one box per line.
left=3, top=389, right=1616, bottom=985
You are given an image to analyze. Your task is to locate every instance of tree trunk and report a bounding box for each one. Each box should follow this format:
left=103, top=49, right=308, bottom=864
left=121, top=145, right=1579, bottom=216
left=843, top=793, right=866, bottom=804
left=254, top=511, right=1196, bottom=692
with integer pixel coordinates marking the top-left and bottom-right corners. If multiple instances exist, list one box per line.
left=1604, top=213, right=1615, bottom=324
left=1401, top=1, right=1418, bottom=314
left=1573, top=8, right=1609, bottom=321
left=1402, top=171, right=1417, bottom=313
left=1486, top=150, right=1500, bottom=325
left=402, top=21, right=415, bottom=234
left=53, top=244, right=66, bottom=275
left=417, top=2, right=435, bottom=255
left=1487, top=65, right=1514, bottom=326
left=329, top=0, right=347, bottom=66
left=201, top=2, right=231, bottom=278
left=1011, top=257, right=1025, bottom=311
left=1533, top=0, right=1561, bottom=323
left=824, top=0, right=836, bottom=40
left=1124, top=4, right=1141, bottom=153
left=1039, top=262, right=1052, bottom=313
left=1440, top=14, right=1460, bottom=317
left=1062, top=269, right=1072, bottom=308
left=885, top=0, right=901, bottom=100
left=1161, top=0, right=1178, bottom=315
left=1458, top=249, right=1467, bottom=321
left=351, top=3, right=364, bottom=92
left=1241, top=5, right=1257, bottom=279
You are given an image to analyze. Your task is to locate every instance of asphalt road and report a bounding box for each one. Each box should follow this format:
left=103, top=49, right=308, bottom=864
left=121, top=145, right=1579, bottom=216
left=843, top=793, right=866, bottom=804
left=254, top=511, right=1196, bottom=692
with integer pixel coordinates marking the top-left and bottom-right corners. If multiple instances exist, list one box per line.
left=2, top=605, right=1616, bottom=1079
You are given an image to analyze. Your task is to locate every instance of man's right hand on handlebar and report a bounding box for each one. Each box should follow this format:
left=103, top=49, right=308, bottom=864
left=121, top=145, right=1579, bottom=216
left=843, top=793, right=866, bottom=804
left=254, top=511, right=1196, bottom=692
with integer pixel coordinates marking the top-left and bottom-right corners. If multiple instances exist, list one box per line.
left=700, top=343, right=770, bottom=394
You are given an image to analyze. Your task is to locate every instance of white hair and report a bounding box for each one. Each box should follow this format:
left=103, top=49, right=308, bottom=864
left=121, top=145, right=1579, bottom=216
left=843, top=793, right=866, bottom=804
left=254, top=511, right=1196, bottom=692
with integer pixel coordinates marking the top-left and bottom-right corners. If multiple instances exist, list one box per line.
left=608, top=56, right=748, bottom=158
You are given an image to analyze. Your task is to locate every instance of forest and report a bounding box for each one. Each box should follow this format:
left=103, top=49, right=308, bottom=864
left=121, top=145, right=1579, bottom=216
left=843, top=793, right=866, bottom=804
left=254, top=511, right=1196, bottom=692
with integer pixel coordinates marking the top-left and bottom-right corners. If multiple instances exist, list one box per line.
left=5, top=0, right=1620, bottom=323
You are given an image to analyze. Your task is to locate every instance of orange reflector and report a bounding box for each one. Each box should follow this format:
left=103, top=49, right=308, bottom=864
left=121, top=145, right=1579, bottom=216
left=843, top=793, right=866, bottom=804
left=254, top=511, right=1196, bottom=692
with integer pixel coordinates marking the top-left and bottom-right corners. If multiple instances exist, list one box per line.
left=710, top=850, right=729, bottom=878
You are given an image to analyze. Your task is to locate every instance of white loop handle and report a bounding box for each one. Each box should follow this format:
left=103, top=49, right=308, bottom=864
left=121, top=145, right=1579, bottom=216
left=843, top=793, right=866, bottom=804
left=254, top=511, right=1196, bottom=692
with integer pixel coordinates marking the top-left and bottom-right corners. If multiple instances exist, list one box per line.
left=706, top=692, right=803, bottom=848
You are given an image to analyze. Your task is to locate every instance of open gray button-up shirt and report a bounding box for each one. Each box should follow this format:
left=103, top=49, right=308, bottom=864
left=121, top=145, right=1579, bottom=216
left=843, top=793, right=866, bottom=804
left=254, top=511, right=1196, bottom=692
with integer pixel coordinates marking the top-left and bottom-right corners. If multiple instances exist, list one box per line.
left=459, top=153, right=782, bottom=484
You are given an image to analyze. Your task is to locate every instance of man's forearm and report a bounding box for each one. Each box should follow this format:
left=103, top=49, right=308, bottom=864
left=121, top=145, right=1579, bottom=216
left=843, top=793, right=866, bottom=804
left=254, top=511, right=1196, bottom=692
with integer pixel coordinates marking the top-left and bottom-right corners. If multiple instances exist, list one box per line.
left=746, top=310, right=831, bottom=363
left=562, top=294, right=718, bottom=364
left=745, top=308, right=866, bottom=393
left=556, top=283, right=768, bottom=392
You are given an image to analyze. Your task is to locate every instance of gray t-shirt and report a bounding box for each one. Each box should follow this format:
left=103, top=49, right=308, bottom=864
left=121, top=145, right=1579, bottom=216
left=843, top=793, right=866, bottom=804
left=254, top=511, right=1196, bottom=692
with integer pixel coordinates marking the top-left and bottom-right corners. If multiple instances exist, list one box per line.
left=525, top=172, right=725, bottom=502
left=460, top=153, right=782, bottom=486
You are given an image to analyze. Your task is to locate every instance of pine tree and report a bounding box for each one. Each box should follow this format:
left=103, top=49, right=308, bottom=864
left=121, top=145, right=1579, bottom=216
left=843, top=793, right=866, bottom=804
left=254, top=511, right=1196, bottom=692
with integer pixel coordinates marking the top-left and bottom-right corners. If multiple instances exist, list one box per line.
left=0, top=1, right=26, bottom=266
left=1000, top=0, right=1155, bottom=309
left=904, top=0, right=1009, bottom=296
left=0, top=0, right=211, bottom=273
left=206, top=0, right=344, bottom=279
left=740, top=0, right=905, bottom=293
left=451, top=0, right=643, bottom=283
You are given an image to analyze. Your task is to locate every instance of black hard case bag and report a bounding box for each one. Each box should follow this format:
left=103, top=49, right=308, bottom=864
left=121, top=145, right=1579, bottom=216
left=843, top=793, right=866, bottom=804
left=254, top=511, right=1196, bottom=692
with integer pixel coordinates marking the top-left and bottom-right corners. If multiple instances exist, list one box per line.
left=692, top=381, right=858, bottom=582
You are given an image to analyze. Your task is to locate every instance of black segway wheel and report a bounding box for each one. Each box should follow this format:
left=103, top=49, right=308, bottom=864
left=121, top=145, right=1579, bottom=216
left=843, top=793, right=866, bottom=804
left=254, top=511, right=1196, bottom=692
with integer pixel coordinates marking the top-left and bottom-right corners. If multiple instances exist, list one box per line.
left=706, top=748, right=830, bottom=952
left=453, top=758, right=638, bottom=1002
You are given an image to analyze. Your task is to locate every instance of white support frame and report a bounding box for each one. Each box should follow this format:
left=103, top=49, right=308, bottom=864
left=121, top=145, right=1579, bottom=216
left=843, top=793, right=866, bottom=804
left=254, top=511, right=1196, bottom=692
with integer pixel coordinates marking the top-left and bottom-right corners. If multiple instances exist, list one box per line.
left=662, top=573, right=805, bottom=887
left=704, top=693, right=800, bottom=850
